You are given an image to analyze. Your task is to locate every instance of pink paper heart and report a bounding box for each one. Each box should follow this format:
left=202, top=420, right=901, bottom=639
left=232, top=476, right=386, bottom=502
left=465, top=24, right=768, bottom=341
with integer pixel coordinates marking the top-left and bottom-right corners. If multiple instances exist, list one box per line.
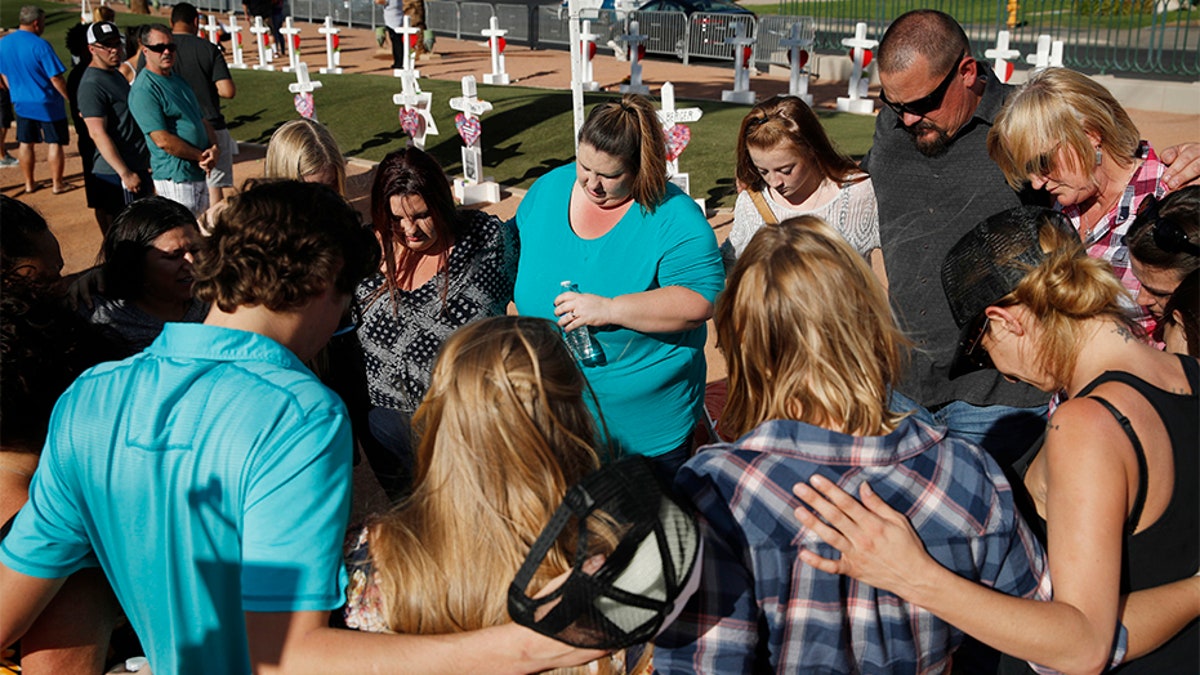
left=665, top=124, right=690, bottom=161
left=455, top=113, right=482, bottom=147
left=1001, top=60, right=1014, bottom=82
left=399, top=108, right=423, bottom=138
left=293, top=92, right=315, bottom=120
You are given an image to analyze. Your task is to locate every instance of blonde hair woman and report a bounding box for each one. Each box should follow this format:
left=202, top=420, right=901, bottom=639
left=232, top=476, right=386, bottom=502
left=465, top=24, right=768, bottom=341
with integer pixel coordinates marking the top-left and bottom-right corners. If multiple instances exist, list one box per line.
left=654, top=216, right=1049, bottom=673
left=343, top=316, right=637, bottom=673
left=263, top=118, right=345, bottom=193
left=794, top=207, right=1198, bottom=673
left=988, top=67, right=1167, bottom=327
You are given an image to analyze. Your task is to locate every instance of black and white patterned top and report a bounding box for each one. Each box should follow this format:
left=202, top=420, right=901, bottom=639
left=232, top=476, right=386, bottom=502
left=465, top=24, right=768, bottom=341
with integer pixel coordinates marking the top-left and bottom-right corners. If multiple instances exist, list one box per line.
left=356, top=210, right=518, bottom=413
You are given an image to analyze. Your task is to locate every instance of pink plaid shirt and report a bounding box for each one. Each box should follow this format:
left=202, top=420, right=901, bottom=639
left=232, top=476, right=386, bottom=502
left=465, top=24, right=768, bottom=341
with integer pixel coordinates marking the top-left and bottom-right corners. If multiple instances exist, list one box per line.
left=1059, top=141, right=1166, bottom=332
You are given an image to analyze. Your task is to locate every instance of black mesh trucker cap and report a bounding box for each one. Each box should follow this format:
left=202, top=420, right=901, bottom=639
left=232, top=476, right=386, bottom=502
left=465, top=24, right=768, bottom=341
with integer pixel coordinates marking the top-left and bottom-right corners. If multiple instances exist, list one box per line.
left=507, top=455, right=701, bottom=650
left=941, top=206, right=1077, bottom=379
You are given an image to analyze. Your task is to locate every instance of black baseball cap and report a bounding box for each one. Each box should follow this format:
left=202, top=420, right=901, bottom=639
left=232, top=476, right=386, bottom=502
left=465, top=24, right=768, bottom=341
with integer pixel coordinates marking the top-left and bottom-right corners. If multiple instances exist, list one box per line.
left=87, top=21, right=122, bottom=46
left=942, top=206, right=1078, bottom=379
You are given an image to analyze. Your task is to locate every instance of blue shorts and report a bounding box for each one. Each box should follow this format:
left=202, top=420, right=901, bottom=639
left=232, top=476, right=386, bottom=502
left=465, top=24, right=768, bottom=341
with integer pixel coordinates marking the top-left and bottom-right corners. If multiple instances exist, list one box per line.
left=16, top=116, right=68, bottom=145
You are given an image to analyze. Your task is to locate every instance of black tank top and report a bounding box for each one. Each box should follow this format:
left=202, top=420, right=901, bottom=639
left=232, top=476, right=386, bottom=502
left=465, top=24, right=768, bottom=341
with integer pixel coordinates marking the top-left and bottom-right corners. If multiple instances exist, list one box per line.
left=1001, top=354, right=1199, bottom=673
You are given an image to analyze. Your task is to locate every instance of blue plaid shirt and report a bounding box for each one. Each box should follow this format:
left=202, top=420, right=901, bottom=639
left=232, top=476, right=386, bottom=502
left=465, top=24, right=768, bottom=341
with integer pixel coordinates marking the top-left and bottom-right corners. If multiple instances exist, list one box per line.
left=653, top=417, right=1052, bottom=674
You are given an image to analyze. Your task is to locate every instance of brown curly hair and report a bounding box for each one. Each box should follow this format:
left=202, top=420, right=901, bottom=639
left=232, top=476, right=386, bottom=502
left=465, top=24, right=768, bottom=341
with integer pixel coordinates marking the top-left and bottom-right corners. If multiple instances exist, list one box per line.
left=193, top=180, right=381, bottom=312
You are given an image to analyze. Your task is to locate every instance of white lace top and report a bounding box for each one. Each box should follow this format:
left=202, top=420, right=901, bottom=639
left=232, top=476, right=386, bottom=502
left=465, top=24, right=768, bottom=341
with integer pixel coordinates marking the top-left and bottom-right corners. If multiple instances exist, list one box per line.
left=722, top=177, right=880, bottom=268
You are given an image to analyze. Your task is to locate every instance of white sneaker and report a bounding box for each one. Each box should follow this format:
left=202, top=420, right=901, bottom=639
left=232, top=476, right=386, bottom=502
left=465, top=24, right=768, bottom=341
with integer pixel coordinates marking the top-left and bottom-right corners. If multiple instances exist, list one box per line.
left=0, top=155, right=17, bottom=168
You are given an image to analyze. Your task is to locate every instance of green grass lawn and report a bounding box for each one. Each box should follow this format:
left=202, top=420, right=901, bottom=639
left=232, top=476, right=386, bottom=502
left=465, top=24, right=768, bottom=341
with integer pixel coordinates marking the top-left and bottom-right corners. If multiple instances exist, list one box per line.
left=8, top=0, right=877, bottom=208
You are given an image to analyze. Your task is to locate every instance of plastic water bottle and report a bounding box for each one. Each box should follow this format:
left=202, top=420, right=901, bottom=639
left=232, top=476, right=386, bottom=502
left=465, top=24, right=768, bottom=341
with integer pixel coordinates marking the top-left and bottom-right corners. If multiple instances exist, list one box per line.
left=560, top=281, right=606, bottom=367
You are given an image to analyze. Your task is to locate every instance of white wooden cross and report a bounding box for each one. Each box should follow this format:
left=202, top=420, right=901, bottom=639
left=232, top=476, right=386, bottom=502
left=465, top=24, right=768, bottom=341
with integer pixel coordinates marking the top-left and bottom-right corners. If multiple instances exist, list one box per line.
left=449, top=77, right=499, bottom=204
left=836, top=22, right=877, bottom=115
left=251, top=16, right=275, bottom=71
left=578, top=20, right=599, bottom=92
left=780, top=22, right=814, bottom=105
left=721, top=22, right=756, bottom=105
left=618, top=20, right=649, bottom=95
left=985, top=30, right=1021, bottom=83
left=81, top=0, right=92, bottom=24
left=318, top=16, right=343, bottom=74
left=392, top=15, right=422, bottom=78
left=280, top=17, right=303, bottom=73
left=288, top=61, right=322, bottom=120
left=227, top=13, right=247, bottom=69
left=656, top=81, right=703, bottom=210
left=393, top=69, right=438, bottom=150
left=200, top=14, right=221, bottom=46
left=1026, top=34, right=1064, bottom=72
left=482, top=16, right=511, bottom=85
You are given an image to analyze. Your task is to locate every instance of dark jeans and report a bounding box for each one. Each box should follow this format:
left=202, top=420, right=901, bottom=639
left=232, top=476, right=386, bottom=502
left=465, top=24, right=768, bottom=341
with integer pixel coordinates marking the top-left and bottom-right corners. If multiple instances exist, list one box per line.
left=645, top=436, right=694, bottom=494
left=362, top=406, right=415, bottom=501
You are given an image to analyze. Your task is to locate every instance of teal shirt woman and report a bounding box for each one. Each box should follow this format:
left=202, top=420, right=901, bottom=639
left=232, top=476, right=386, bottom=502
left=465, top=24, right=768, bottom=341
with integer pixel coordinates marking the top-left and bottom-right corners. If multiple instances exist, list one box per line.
left=513, top=95, right=724, bottom=478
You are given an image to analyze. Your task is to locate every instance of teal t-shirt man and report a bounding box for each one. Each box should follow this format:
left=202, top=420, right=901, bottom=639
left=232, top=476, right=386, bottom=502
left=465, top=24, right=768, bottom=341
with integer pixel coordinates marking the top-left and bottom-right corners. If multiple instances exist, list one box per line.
left=128, top=67, right=208, bottom=183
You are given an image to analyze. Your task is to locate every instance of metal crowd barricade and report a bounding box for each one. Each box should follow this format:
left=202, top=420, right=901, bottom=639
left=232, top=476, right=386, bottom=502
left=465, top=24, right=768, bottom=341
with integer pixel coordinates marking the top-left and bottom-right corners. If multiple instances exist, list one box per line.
left=753, top=15, right=814, bottom=69
left=629, top=9, right=688, bottom=62
left=536, top=4, right=571, bottom=46
left=427, top=0, right=461, bottom=38
left=685, top=12, right=756, bottom=63
left=459, top=1, right=497, bottom=37
left=496, top=3, right=531, bottom=43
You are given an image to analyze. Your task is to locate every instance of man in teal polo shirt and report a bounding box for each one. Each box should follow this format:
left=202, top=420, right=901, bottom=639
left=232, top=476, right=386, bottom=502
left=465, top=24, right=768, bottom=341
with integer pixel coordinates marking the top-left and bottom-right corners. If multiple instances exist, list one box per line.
left=128, top=24, right=218, bottom=216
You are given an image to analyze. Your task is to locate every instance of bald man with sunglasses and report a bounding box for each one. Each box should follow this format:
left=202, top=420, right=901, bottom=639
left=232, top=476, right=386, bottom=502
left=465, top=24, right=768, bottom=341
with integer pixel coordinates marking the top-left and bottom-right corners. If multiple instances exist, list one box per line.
left=861, top=10, right=1200, bottom=475
left=127, top=24, right=218, bottom=217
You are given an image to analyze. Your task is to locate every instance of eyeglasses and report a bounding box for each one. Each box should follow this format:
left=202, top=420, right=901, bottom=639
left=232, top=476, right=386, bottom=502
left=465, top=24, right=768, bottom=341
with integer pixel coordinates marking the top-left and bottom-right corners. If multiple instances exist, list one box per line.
left=93, top=40, right=122, bottom=51
left=879, top=50, right=966, bottom=118
left=959, top=315, right=996, bottom=371
left=1128, top=194, right=1200, bottom=256
left=332, top=298, right=362, bottom=337
left=144, top=42, right=178, bottom=54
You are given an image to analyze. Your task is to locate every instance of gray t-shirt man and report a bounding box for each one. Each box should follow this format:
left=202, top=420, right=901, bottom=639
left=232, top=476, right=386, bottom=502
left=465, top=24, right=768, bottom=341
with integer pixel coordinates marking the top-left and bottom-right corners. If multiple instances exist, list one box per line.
left=77, top=67, right=149, bottom=177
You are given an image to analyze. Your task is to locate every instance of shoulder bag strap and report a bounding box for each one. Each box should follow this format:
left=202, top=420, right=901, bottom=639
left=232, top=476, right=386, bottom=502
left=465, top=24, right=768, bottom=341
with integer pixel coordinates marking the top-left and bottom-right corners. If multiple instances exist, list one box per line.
left=749, top=189, right=779, bottom=226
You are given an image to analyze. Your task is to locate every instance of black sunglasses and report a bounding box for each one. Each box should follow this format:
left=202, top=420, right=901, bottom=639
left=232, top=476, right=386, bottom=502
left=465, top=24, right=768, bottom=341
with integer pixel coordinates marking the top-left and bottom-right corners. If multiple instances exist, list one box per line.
left=144, top=42, right=178, bottom=53
left=960, top=314, right=995, bottom=371
left=1128, top=194, right=1200, bottom=256
left=880, top=50, right=966, bottom=118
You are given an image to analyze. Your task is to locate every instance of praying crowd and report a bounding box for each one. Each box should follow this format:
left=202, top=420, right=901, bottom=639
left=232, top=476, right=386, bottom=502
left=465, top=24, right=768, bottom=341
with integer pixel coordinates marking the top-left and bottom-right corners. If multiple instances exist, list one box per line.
left=2, top=6, right=1199, bottom=675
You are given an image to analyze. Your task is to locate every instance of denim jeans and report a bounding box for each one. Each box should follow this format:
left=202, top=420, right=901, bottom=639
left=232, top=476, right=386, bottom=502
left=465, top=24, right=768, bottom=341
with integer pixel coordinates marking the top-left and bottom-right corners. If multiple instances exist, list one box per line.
left=889, top=391, right=1048, bottom=470
left=363, top=407, right=415, bottom=501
